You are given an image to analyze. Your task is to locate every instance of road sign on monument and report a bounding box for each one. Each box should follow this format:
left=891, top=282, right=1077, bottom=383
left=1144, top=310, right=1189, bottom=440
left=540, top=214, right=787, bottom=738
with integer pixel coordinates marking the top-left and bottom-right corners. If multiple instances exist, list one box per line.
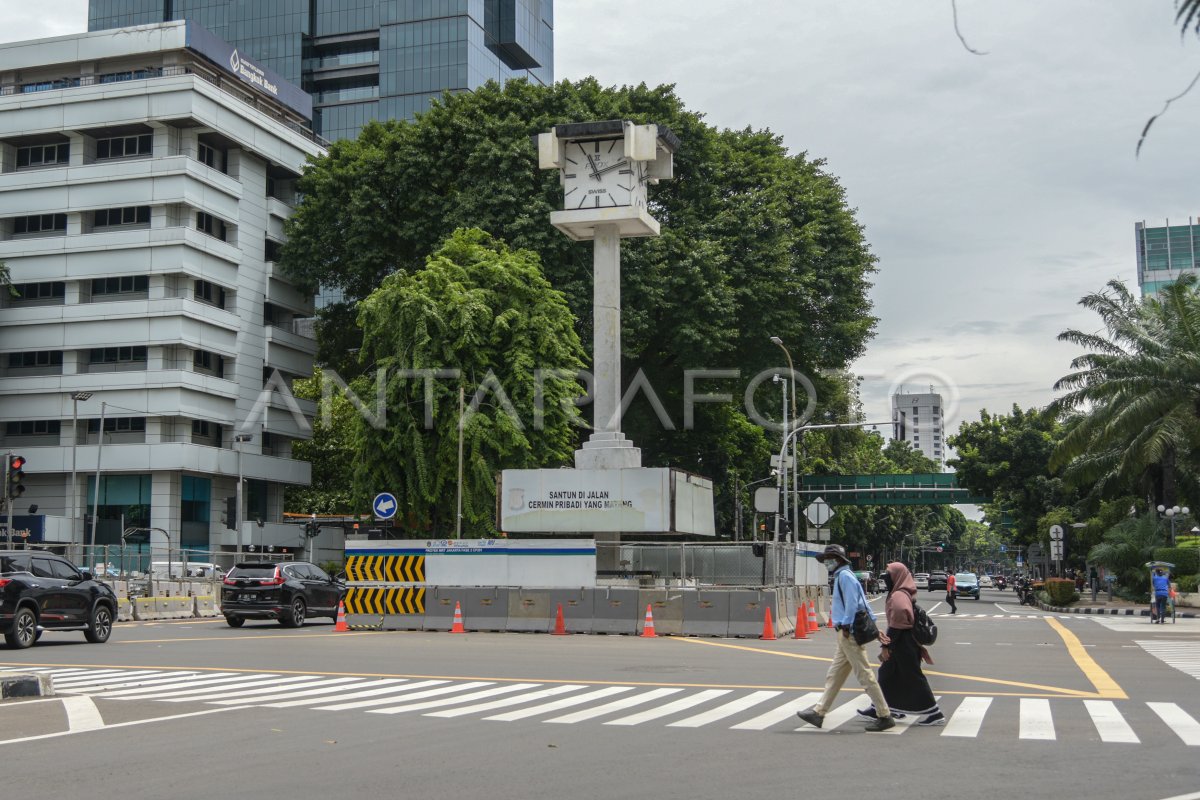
left=1049, top=524, right=1064, bottom=541
left=373, top=492, right=398, bottom=520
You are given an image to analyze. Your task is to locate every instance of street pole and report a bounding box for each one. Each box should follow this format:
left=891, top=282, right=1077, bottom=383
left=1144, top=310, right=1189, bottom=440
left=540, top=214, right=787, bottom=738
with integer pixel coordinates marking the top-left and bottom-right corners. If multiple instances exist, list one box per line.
left=770, top=337, right=799, bottom=542
left=89, top=401, right=107, bottom=555
left=779, top=377, right=788, bottom=542
left=233, top=433, right=252, bottom=562
left=456, top=385, right=464, bottom=540
left=4, top=451, right=12, bottom=549
left=69, top=391, right=93, bottom=562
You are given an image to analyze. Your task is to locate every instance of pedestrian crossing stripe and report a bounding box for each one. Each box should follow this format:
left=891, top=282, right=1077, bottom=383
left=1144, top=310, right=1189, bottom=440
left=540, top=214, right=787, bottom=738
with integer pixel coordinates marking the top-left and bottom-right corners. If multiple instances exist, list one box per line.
left=345, top=555, right=424, bottom=583
left=1135, top=640, right=1200, bottom=681
left=344, top=586, right=425, bottom=615
left=20, top=667, right=1200, bottom=745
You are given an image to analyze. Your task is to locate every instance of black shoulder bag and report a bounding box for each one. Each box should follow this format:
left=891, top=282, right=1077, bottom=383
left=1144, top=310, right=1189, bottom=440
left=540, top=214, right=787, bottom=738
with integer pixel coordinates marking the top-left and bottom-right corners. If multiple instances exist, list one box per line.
left=836, top=576, right=879, bottom=646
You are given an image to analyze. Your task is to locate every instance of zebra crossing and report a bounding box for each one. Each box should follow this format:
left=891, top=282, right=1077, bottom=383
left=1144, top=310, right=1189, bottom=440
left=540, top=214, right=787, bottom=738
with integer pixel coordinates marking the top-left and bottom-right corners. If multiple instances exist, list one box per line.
left=14, top=666, right=1200, bottom=745
left=1135, top=640, right=1200, bottom=681
left=928, top=612, right=1088, bottom=620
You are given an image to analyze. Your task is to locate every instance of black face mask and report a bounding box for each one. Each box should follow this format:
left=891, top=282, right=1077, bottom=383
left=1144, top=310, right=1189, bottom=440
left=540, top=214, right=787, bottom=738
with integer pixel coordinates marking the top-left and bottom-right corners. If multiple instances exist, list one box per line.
left=884, top=573, right=895, bottom=592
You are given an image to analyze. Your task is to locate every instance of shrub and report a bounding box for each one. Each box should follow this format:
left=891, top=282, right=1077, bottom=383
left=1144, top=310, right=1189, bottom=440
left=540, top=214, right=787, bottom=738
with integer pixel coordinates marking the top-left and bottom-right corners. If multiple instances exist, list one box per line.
left=1152, top=547, right=1200, bottom=574
left=1178, top=575, right=1199, bottom=593
left=1045, top=578, right=1077, bottom=606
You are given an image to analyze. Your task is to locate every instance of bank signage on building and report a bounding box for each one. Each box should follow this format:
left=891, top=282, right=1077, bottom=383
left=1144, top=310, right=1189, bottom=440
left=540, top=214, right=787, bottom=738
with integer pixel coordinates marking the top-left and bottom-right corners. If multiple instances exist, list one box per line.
left=184, top=22, right=313, bottom=119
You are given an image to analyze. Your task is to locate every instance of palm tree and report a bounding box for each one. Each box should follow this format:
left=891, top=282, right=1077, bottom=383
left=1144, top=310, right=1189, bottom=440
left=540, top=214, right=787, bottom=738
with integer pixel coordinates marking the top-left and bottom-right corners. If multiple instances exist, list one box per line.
left=1087, top=514, right=1164, bottom=598
left=1050, top=275, right=1200, bottom=507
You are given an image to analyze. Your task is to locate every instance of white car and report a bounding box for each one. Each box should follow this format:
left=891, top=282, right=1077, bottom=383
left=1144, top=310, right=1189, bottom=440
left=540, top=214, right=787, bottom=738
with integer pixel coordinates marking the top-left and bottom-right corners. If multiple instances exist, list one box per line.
left=979, top=575, right=994, bottom=589
left=914, top=572, right=930, bottom=590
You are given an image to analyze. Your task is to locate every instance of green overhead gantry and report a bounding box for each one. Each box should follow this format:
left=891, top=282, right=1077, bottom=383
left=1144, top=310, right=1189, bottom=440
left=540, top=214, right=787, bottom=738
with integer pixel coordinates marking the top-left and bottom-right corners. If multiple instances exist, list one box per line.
left=798, top=473, right=987, bottom=506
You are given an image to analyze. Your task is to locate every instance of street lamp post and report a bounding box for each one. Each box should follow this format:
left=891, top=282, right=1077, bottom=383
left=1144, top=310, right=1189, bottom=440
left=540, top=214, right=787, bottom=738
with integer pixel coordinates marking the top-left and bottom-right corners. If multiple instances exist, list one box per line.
left=234, top=433, right=253, bottom=561
left=1156, top=504, right=1190, bottom=547
left=69, top=391, right=93, bottom=561
left=88, top=401, right=107, bottom=555
left=770, top=337, right=800, bottom=540
left=771, top=373, right=789, bottom=542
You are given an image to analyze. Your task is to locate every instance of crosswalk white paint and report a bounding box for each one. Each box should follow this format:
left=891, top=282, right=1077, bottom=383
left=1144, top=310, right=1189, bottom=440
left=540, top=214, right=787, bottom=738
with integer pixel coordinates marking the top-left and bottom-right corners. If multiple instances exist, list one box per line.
left=21, top=667, right=1200, bottom=745
left=1135, top=641, right=1200, bottom=681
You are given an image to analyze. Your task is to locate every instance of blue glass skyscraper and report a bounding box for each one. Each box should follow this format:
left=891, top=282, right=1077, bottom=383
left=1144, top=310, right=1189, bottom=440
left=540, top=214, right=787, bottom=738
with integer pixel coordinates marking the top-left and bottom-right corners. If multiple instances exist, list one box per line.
left=88, top=0, right=554, bottom=141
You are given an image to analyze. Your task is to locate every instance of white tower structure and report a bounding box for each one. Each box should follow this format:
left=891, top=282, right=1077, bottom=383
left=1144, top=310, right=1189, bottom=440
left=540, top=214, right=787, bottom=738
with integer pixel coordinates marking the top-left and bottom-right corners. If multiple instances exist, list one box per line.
left=891, top=389, right=946, bottom=468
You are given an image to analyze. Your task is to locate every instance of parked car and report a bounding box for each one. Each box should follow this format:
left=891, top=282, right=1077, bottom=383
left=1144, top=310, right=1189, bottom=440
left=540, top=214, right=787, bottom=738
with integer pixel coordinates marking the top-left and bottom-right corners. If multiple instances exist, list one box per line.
left=914, top=572, right=930, bottom=590
left=954, top=572, right=981, bottom=600
left=221, top=561, right=346, bottom=628
left=1, top=550, right=118, bottom=649
left=928, top=571, right=949, bottom=592
left=978, top=574, right=994, bottom=589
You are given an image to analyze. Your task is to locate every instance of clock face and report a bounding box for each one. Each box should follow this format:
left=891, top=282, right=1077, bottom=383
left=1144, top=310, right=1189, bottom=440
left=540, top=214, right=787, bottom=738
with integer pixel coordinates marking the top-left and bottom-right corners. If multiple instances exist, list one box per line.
left=561, top=138, right=647, bottom=210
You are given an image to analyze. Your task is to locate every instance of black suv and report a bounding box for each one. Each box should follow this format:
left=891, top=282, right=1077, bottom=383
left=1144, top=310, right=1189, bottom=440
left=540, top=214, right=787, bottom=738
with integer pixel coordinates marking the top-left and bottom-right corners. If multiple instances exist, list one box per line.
left=928, top=571, right=949, bottom=592
left=221, top=561, right=345, bottom=628
left=0, top=550, right=118, bottom=649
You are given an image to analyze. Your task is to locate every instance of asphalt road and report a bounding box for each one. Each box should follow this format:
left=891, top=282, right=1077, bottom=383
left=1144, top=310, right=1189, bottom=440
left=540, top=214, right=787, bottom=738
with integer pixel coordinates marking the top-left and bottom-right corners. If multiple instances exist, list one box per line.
left=1, top=587, right=1198, bottom=800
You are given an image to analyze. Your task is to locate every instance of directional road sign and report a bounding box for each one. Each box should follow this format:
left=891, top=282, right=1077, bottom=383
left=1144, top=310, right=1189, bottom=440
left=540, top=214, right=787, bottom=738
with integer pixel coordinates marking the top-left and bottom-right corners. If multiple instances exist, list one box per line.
left=805, top=497, right=833, bottom=527
left=373, top=492, right=398, bottom=520
left=754, top=487, right=779, bottom=514
left=1049, top=524, right=1064, bottom=541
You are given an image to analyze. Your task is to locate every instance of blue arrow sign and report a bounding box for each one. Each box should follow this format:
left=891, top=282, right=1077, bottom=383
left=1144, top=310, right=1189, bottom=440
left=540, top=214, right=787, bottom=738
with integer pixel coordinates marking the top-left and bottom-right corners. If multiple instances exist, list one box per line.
left=372, top=492, right=398, bottom=520
left=999, top=544, right=1007, bottom=553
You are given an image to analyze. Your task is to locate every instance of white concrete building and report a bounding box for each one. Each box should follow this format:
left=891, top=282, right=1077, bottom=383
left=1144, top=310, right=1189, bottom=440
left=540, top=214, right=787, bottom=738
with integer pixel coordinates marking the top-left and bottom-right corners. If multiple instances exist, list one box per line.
left=891, top=390, right=945, bottom=468
left=0, top=22, right=325, bottom=558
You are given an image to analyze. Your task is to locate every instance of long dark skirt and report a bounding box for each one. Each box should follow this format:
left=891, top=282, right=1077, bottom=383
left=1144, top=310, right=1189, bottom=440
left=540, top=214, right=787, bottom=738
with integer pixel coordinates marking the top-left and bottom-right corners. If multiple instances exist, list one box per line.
left=878, top=627, right=938, bottom=715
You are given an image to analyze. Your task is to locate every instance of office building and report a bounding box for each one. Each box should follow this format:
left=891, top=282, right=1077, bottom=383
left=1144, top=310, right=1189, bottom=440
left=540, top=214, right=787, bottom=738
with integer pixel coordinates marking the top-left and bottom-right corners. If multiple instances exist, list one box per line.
left=88, top=0, right=555, bottom=141
left=891, top=390, right=945, bottom=468
left=0, top=22, right=323, bottom=554
left=1135, top=219, right=1200, bottom=298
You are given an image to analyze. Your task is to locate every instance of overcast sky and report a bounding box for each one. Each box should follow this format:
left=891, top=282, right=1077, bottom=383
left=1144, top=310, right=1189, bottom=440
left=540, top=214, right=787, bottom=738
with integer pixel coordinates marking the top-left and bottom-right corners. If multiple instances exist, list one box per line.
left=7, top=1, right=1200, bottom=440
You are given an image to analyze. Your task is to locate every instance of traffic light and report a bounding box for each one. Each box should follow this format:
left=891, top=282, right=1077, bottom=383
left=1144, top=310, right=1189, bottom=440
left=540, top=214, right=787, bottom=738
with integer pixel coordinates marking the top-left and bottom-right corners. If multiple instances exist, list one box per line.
left=305, top=520, right=321, bottom=538
left=223, top=496, right=237, bottom=530
left=7, top=454, right=26, bottom=499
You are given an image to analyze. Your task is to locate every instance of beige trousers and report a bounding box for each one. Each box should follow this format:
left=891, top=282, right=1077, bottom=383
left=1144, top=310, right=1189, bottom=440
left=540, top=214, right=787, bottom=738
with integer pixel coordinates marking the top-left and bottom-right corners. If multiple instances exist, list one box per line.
left=813, top=630, right=890, bottom=717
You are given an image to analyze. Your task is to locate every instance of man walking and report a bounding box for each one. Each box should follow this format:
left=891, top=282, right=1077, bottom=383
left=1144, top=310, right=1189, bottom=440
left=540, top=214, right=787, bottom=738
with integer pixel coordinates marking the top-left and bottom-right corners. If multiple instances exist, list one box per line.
left=945, top=572, right=957, bottom=615
left=797, top=544, right=896, bottom=732
left=1152, top=567, right=1170, bottom=624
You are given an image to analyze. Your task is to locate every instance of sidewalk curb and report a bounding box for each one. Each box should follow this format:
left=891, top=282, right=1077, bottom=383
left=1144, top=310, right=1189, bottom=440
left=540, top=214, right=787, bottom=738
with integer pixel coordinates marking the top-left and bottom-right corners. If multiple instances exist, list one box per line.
left=0, top=671, right=53, bottom=699
left=1035, top=599, right=1198, bottom=619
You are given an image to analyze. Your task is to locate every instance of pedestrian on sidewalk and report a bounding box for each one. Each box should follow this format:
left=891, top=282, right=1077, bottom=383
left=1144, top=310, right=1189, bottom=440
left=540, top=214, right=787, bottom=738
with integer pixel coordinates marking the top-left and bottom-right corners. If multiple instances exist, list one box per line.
left=797, top=544, right=896, bottom=732
left=1151, top=567, right=1170, bottom=624
left=945, top=572, right=958, bottom=615
left=858, top=562, right=944, bottom=726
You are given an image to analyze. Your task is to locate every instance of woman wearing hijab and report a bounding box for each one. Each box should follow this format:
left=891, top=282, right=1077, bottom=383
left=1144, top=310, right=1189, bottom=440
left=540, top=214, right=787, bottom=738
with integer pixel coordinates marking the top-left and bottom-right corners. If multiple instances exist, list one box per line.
left=857, top=561, right=945, bottom=726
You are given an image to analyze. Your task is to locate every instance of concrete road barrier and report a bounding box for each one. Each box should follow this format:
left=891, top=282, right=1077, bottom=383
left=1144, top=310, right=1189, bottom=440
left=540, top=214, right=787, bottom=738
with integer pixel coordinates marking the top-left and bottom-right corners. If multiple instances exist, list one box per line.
left=116, top=598, right=135, bottom=622
left=591, top=588, right=640, bottom=635
left=638, top=589, right=684, bottom=636
left=506, top=589, right=551, bottom=633
left=193, top=595, right=219, bottom=618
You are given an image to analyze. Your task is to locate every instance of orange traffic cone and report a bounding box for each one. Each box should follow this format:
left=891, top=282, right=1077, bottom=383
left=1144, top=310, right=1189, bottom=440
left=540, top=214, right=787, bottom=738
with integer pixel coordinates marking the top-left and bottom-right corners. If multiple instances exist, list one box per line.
left=334, top=600, right=349, bottom=632
left=794, top=603, right=808, bottom=639
left=449, top=600, right=466, bottom=634
left=641, top=603, right=657, bottom=638
left=808, top=601, right=819, bottom=633
left=552, top=602, right=568, bottom=636
left=761, top=606, right=777, bottom=640
left=826, top=604, right=833, bottom=629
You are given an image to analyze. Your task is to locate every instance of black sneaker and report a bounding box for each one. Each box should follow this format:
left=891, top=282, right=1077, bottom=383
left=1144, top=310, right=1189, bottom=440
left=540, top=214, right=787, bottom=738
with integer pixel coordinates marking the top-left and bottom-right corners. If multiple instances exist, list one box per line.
left=796, top=707, right=824, bottom=728
left=855, top=707, right=878, bottom=720
left=917, top=712, right=946, bottom=726
left=864, top=716, right=896, bottom=732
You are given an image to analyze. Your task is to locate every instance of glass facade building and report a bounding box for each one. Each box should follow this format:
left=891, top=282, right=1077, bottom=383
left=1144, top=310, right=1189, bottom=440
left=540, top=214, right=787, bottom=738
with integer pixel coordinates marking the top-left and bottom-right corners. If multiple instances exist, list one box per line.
left=88, top=0, right=554, bottom=140
left=1135, top=220, right=1200, bottom=297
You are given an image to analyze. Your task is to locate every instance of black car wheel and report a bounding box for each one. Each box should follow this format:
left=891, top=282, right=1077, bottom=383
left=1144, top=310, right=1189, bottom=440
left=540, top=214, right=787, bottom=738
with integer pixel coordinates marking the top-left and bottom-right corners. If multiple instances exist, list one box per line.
left=4, top=607, right=38, bottom=649
left=225, top=615, right=245, bottom=628
left=84, top=604, right=113, bottom=643
left=282, top=597, right=306, bottom=628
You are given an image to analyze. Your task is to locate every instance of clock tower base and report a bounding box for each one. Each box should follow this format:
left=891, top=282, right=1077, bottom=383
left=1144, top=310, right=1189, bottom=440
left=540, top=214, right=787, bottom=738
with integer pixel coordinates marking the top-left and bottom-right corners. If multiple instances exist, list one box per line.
left=574, top=431, right=642, bottom=470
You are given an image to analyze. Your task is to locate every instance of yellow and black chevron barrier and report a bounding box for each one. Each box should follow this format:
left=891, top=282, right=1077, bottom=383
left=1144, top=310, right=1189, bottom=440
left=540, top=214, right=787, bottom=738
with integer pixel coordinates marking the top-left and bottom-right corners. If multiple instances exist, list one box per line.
left=345, top=586, right=426, bottom=616
left=345, top=554, right=425, bottom=583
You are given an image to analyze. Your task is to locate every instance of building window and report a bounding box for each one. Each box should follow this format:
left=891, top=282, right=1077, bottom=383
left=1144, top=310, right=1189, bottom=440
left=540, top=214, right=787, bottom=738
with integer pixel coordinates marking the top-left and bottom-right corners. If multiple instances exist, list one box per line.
left=191, top=420, right=211, bottom=437
left=97, top=68, right=162, bottom=84
left=88, top=346, right=147, bottom=364
left=13, top=214, right=67, bottom=235
left=11, top=282, right=65, bottom=302
left=95, top=134, right=152, bottom=159
left=264, top=238, right=282, bottom=261
left=93, top=206, right=150, bottom=228
left=86, top=417, right=146, bottom=433
left=192, top=350, right=225, bottom=377
left=91, top=276, right=149, bottom=296
left=16, top=143, right=69, bottom=169
left=195, top=212, right=227, bottom=241
left=197, top=141, right=225, bottom=172
left=20, top=78, right=80, bottom=93
left=193, top=280, right=226, bottom=309
left=7, top=351, right=63, bottom=368
left=5, top=420, right=61, bottom=436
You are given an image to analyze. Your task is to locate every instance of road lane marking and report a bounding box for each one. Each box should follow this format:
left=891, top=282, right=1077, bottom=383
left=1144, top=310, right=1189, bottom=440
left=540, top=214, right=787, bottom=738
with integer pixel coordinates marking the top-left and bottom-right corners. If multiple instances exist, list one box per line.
left=1148, top=702, right=1200, bottom=746
left=98, top=673, right=273, bottom=698
left=485, top=686, right=634, bottom=721
left=190, top=677, right=364, bottom=704
left=318, top=681, right=479, bottom=711
left=0, top=706, right=248, bottom=747
left=1084, top=699, right=1139, bottom=743
left=1019, top=698, right=1056, bottom=740
left=1135, top=641, right=1200, bottom=680
left=264, top=680, right=445, bottom=708
left=145, top=675, right=325, bottom=701
left=796, top=697, right=859, bottom=732
left=61, top=696, right=104, bottom=732
left=368, top=683, right=543, bottom=715
left=731, top=692, right=822, bottom=730
left=427, top=684, right=586, bottom=718
left=943, top=696, right=991, bottom=738
left=1045, top=617, right=1127, bottom=699
left=605, top=689, right=732, bottom=726
left=668, top=690, right=782, bottom=728
left=217, top=678, right=410, bottom=706
left=545, top=688, right=684, bottom=724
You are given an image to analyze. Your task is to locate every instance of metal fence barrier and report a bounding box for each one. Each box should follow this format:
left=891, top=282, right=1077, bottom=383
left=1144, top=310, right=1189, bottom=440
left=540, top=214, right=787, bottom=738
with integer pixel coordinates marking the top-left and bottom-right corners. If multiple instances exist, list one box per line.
left=596, top=541, right=796, bottom=588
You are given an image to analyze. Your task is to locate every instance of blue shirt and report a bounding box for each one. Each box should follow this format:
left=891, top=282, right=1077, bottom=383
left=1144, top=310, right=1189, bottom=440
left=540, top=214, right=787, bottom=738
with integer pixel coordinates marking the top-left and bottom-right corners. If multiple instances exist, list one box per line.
left=1152, top=573, right=1170, bottom=597
left=830, top=565, right=873, bottom=627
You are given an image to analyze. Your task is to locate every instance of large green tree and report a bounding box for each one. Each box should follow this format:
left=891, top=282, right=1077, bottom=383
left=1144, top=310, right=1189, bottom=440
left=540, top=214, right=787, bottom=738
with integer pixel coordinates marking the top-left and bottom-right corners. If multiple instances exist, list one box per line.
left=1050, top=276, right=1200, bottom=508
left=281, top=78, right=878, bottom=531
left=346, top=228, right=585, bottom=535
